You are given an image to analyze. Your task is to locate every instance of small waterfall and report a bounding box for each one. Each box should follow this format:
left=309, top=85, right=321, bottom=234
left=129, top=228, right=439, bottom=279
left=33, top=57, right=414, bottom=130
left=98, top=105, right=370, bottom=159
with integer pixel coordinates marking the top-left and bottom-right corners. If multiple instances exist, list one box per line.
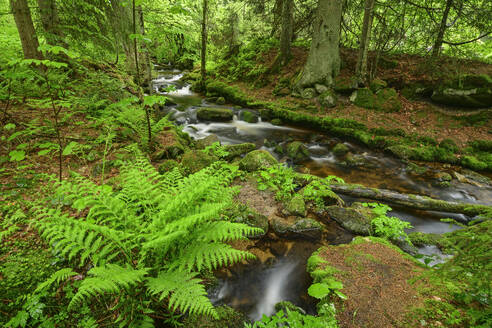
left=251, top=260, right=299, bottom=321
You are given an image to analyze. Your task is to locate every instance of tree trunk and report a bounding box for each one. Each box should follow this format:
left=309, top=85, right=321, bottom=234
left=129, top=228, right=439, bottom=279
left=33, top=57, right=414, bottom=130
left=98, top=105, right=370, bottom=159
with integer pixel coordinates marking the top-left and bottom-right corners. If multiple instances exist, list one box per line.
left=138, top=5, right=152, bottom=93
left=227, top=11, right=239, bottom=56
left=36, top=0, right=64, bottom=46
left=355, top=0, right=375, bottom=85
left=296, top=0, right=342, bottom=89
left=432, top=0, right=453, bottom=58
left=10, top=0, right=42, bottom=59
left=201, top=0, right=208, bottom=87
left=132, top=0, right=140, bottom=85
left=278, top=0, right=294, bottom=66
left=107, top=0, right=135, bottom=74
left=329, top=183, right=492, bottom=219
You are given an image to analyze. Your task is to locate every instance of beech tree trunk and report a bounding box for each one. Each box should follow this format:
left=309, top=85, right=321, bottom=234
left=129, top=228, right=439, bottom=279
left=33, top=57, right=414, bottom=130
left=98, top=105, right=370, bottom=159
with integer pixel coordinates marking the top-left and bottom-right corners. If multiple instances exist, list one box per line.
left=10, top=0, right=42, bottom=59
left=329, top=183, right=492, bottom=219
left=36, top=0, right=64, bottom=45
left=355, top=0, right=375, bottom=85
left=296, top=0, right=342, bottom=89
left=278, top=0, right=294, bottom=65
left=432, top=0, right=453, bottom=58
left=107, top=0, right=136, bottom=74
left=201, top=0, right=208, bottom=87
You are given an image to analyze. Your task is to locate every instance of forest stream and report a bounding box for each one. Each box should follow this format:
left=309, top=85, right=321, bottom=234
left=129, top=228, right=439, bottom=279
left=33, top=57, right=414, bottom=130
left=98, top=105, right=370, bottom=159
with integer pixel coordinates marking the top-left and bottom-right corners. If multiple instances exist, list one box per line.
left=153, top=69, right=492, bottom=320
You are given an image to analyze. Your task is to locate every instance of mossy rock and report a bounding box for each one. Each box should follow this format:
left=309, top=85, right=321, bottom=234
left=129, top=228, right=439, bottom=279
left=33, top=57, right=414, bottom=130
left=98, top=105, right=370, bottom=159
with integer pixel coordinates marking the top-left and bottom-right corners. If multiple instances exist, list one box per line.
left=332, top=143, right=349, bottom=156
left=227, top=205, right=268, bottom=238
left=333, top=75, right=357, bottom=95
left=216, top=96, right=226, bottom=105
left=439, top=139, right=459, bottom=152
left=196, top=107, right=234, bottom=122
left=322, top=203, right=376, bottom=235
left=431, top=74, right=492, bottom=108
left=301, top=88, right=317, bottom=99
left=285, top=194, right=307, bottom=216
left=271, top=216, right=323, bottom=240
left=180, top=150, right=218, bottom=174
left=152, top=130, right=187, bottom=160
left=286, top=141, right=310, bottom=163
left=369, top=78, right=388, bottom=93
left=158, top=159, right=179, bottom=174
left=271, top=118, right=283, bottom=126
left=461, top=155, right=488, bottom=171
left=223, top=143, right=256, bottom=160
left=299, top=181, right=342, bottom=207
left=350, top=88, right=401, bottom=112
left=182, top=306, right=247, bottom=328
left=239, top=150, right=278, bottom=172
left=205, top=80, right=253, bottom=107
left=318, top=89, right=337, bottom=108
left=401, top=82, right=433, bottom=100
left=195, top=134, right=220, bottom=149
left=406, top=162, right=428, bottom=175
left=240, top=110, right=259, bottom=123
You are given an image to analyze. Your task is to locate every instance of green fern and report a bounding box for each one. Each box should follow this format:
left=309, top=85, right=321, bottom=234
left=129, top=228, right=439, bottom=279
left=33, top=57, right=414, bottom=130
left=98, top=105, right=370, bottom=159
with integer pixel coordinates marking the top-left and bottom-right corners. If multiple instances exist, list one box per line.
left=26, top=153, right=260, bottom=326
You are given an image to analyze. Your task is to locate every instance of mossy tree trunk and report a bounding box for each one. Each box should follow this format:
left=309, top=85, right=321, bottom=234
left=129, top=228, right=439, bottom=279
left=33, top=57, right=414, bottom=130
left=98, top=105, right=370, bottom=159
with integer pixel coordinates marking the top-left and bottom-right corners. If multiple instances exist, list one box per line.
left=355, top=0, right=375, bottom=85
left=296, top=0, right=342, bottom=89
left=10, top=0, right=43, bottom=60
left=107, top=0, right=136, bottom=74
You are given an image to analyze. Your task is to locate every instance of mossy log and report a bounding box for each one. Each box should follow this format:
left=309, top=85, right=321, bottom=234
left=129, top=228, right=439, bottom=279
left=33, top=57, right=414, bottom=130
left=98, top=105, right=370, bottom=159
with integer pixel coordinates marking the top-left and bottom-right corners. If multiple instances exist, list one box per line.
left=329, top=183, right=492, bottom=219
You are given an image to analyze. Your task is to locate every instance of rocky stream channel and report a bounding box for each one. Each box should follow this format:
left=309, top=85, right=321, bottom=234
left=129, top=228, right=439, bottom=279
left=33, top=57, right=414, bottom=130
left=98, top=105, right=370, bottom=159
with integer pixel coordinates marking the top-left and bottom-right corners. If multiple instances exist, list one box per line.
left=152, top=69, right=492, bottom=321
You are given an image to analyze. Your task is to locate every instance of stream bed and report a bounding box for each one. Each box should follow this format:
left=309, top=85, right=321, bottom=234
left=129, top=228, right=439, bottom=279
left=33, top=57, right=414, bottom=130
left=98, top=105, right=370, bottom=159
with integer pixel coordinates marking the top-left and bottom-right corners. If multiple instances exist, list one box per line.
left=152, top=69, right=492, bottom=319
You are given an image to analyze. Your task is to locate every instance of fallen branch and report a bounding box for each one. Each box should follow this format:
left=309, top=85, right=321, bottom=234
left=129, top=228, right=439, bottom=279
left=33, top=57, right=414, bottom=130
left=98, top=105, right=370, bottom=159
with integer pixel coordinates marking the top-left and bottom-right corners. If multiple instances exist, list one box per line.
left=329, top=183, right=492, bottom=219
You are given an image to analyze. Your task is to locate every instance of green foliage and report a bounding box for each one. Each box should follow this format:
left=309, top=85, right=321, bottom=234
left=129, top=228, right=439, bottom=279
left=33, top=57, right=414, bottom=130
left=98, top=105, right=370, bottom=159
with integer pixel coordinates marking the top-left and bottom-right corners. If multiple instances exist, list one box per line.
left=362, top=203, right=412, bottom=244
left=13, top=154, right=260, bottom=326
left=202, top=142, right=230, bottom=159
left=301, top=176, right=344, bottom=209
left=245, top=303, right=338, bottom=328
left=256, top=164, right=297, bottom=201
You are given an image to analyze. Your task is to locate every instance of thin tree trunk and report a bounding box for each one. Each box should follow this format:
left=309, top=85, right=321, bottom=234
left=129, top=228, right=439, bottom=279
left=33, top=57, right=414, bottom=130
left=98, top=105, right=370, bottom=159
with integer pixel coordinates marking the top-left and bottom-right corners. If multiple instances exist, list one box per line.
left=10, top=0, right=43, bottom=59
left=107, top=0, right=135, bottom=73
left=138, top=5, right=152, bottom=93
left=200, top=0, right=208, bottom=88
left=355, top=0, right=375, bottom=85
left=431, top=0, right=453, bottom=58
left=296, top=0, right=342, bottom=89
left=36, top=0, right=65, bottom=46
left=132, top=0, right=140, bottom=85
left=278, top=0, right=294, bottom=66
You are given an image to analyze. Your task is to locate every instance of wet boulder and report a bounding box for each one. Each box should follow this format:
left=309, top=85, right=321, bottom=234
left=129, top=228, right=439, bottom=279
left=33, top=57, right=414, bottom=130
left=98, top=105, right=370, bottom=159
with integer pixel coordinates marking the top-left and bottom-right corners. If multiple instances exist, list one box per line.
left=240, top=110, right=259, bottom=123
left=180, top=150, right=218, bottom=174
left=431, top=74, right=492, bottom=109
left=321, top=203, right=376, bottom=236
left=239, top=150, right=278, bottom=172
left=195, top=134, right=220, bottom=149
left=216, top=97, right=226, bottom=105
left=271, top=216, right=323, bottom=240
left=231, top=208, right=268, bottom=238
left=223, top=143, right=256, bottom=160
left=196, top=107, right=234, bottom=122
left=318, top=89, right=337, bottom=108
left=271, top=118, right=283, bottom=126
left=332, top=143, right=349, bottom=156
left=286, top=141, right=310, bottom=163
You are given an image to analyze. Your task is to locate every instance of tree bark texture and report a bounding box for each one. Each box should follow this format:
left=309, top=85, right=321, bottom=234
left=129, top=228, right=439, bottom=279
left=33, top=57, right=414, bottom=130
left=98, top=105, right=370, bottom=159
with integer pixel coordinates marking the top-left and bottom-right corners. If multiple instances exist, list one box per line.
left=355, top=0, right=375, bottom=85
left=297, top=0, right=342, bottom=89
left=279, top=0, right=294, bottom=65
left=10, top=0, right=43, bottom=59
left=201, top=0, right=208, bottom=86
left=36, top=0, right=64, bottom=45
left=431, top=0, right=453, bottom=58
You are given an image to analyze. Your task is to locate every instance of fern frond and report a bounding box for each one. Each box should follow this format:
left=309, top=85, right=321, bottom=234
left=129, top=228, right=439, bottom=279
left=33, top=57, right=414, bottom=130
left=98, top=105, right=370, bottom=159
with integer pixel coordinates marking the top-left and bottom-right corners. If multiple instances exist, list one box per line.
left=174, top=242, right=255, bottom=272
left=195, top=221, right=263, bottom=243
left=146, top=270, right=217, bottom=318
left=35, top=268, right=78, bottom=293
left=69, top=264, right=148, bottom=311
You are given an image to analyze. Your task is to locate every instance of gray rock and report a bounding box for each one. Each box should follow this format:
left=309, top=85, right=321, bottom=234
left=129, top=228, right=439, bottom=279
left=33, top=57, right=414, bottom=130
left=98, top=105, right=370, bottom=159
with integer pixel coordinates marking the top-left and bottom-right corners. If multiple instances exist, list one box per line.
left=315, top=84, right=329, bottom=94
left=301, top=88, right=317, bottom=99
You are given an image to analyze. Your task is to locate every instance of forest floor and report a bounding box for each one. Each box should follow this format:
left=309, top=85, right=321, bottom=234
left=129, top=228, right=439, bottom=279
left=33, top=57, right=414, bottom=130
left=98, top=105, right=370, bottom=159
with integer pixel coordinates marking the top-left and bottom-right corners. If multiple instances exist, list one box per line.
left=224, top=46, right=492, bottom=147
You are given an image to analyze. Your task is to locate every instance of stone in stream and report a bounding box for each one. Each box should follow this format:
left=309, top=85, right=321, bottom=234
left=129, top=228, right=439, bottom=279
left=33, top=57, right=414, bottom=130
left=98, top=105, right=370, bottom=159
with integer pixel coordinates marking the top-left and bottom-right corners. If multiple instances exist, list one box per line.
left=270, top=118, right=283, bottom=126
left=216, top=96, right=226, bottom=105
left=332, top=143, right=349, bottom=156
left=271, top=216, right=323, bottom=241
left=196, top=107, right=234, bottom=122
left=223, top=143, right=256, bottom=160
left=286, top=141, right=310, bottom=163
left=284, top=194, right=307, bottom=217
left=240, top=110, right=259, bottom=123
left=231, top=208, right=268, bottom=238
left=239, top=150, right=278, bottom=172
left=321, top=203, right=375, bottom=236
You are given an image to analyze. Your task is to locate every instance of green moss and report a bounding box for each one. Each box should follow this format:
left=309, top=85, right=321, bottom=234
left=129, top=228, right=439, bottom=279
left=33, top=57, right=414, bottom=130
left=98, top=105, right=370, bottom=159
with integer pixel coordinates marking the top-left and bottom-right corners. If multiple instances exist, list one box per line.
left=180, top=150, right=218, bottom=174
left=239, top=149, right=278, bottom=172
left=332, top=143, right=349, bottom=156
left=223, top=143, right=256, bottom=160
left=182, top=305, right=247, bottom=328
left=408, top=232, right=444, bottom=247
left=158, top=159, right=179, bottom=174
left=285, top=194, right=307, bottom=216
left=333, top=75, right=357, bottom=95
left=205, top=80, right=255, bottom=107
left=240, top=110, right=258, bottom=123
left=461, top=155, right=487, bottom=171
left=469, top=140, right=492, bottom=152
left=369, top=78, right=388, bottom=93
left=196, top=107, right=234, bottom=122
left=286, top=141, right=310, bottom=163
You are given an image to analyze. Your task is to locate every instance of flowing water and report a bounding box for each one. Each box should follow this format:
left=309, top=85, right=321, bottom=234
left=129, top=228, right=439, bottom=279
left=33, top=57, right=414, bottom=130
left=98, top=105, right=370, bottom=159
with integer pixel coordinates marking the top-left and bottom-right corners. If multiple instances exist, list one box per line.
left=153, top=69, right=492, bottom=319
